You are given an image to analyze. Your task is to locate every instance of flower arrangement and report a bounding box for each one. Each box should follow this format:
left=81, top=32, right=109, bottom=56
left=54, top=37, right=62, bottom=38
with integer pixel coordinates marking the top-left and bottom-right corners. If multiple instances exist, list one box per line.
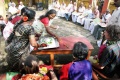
left=19, top=65, right=53, bottom=80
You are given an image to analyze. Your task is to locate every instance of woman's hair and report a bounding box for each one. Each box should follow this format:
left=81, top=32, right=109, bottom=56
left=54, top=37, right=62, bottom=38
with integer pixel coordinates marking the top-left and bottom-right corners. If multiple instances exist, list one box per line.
left=21, top=7, right=36, bottom=21
left=0, top=15, right=2, bottom=18
left=39, top=9, right=56, bottom=20
left=19, top=54, right=39, bottom=74
left=105, top=24, right=120, bottom=41
left=72, top=42, right=88, bottom=60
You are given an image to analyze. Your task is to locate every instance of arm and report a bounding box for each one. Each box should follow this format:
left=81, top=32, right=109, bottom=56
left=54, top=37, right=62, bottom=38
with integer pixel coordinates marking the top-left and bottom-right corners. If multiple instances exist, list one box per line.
left=49, top=25, right=58, bottom=29
left=92, top=47, right=111, bottom=70
left=29, top=35, right=39, bottom=49
left=29, top=27, right=39, bottom=50
left=50, top=70, right=58, bottom=80
left=45, top=26, right=58, bottom=39
left=92, top=63, right=104, bottom=69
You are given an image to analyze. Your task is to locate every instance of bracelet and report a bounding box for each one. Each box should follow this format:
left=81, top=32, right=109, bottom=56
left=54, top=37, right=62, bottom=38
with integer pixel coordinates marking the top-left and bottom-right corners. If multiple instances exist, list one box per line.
left=49, top=70, right=54, bottom=72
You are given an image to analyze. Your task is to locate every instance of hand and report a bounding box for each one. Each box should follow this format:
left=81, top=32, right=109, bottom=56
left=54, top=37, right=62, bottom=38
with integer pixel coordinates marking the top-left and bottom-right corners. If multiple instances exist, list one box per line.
left=34, top=47, right=38, bottom=51
left=33, top=44, right=40, bottom=50
left=54, top=36, right=60, bottom=42
left=93, top=55, right=98, bottom=60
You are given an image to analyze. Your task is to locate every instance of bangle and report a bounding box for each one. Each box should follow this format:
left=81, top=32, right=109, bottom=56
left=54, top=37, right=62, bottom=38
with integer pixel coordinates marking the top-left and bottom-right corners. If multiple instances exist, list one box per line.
left=49, top=70, right=54, bottom=72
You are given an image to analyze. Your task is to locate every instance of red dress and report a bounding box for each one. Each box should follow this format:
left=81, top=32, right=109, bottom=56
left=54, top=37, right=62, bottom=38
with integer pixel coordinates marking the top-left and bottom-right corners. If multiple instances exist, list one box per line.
left=40, top=17, right=49, bottom=26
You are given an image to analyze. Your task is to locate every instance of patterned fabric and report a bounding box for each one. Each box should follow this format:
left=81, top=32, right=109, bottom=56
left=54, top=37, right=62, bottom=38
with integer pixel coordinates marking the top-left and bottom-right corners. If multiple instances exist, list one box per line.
left=5, top=24, right=35, bottom=71
left=68, top=60, right=92, bottom=80
left=99, top=41, right=120, bottom=77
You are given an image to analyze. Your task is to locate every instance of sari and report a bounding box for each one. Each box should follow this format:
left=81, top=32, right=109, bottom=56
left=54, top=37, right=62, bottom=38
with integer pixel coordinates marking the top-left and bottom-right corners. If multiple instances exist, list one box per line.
left=5, top=24, right=35, bottom=71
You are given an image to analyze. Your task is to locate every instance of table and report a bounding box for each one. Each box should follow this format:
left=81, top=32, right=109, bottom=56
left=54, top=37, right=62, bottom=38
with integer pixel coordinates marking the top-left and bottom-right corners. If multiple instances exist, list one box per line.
left=32, top=36, right=94, bottom=67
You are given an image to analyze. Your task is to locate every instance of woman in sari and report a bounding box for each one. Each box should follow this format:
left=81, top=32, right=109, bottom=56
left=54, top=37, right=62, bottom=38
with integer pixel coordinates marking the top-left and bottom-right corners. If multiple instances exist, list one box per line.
left=38, top=9, right=59, bottom=39
left=5, top=7, right=39, bottom=72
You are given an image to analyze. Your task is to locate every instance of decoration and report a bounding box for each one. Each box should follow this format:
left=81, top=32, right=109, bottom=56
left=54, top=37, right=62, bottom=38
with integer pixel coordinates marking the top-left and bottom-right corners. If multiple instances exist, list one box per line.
left=22, top=16, right=28, bottom=22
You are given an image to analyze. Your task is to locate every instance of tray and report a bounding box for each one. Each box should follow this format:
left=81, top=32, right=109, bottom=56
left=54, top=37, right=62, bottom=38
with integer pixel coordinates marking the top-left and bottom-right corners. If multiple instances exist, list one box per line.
left=38, top=37, right=59, bottom=50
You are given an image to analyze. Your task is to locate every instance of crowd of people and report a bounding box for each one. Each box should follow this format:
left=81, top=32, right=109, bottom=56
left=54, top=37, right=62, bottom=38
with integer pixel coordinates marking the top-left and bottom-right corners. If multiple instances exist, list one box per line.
left=0, top=0, right=120, bottom=80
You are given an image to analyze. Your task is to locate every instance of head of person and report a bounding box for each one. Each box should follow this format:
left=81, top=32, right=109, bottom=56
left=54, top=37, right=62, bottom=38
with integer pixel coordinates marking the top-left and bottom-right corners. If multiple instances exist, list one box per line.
left=10, top=0, right=13, bottom=2
left=104, top=25, right=120, bottom=41
left=21, top=7, right=36, bottom=24
left=74, top=2, right=77, bottom=6
left=70, top=0, right=72, bottom=4
left=72, top=42, right=88, bottom=61
left=94, top=5, right=98, bottom=11
left=80, top=2, right=84, bottom=7
left=88, top=5, right=92, bottom=9
left=105, top=9, right=110, bottom=14
left=46, top=9, right=56, bottom=19
left=62, top=1, right=65, bottom=4
left=6, top=12, right=12, bottom=21
left=20, top=1, right=23, bottom=5
left=11, top=2, right=16, bottom=7
left=19, top=54, right=39, bottom=74
left=0, top=15, right=3, bottom=20
left=40, top=9, right=56, bottom=20
left=114, top=0, right=120, bottom=7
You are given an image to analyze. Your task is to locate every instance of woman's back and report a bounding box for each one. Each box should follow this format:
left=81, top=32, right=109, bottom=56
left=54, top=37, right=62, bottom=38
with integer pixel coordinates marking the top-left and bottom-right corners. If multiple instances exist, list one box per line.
left=7, top=24, right=34, bottom=52
left=69, top=60, right=92, bottom=80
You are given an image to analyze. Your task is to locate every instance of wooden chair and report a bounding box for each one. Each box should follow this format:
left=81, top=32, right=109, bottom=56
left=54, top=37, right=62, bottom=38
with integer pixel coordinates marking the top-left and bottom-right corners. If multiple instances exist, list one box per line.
left=93, top=64, right=120, bottom=80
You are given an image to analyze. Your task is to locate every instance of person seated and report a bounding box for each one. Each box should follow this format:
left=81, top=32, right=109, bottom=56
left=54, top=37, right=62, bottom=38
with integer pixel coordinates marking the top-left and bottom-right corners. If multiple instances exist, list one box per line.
left=53, top=0, right=60, bottom=12
left=89, top=24, right=120, bottom=79
left=72, top=2, right=85, bottom=23
left=57, top=1, right=66, bottom=17
left=64, top=0, right=74, bottom=21
left=8, top=0, right=16, bottom=7
left=89, top=9, right=111, bottom=34
left=0, top=54, right=58, bottom=80
left=8, top=2, right=18, bottom=15
left=71, top=2, right=78, bottom=22
left=3, top=12, right=14, bottom=40
left=60, top=42, right=92, bottom=80
left=92, top=9, right=111, bottom=45
left=18, top=1, right=25, bottom=11
left=77, top=4, right=92, bottom=26
left=84, top=5, right=99, bottom=30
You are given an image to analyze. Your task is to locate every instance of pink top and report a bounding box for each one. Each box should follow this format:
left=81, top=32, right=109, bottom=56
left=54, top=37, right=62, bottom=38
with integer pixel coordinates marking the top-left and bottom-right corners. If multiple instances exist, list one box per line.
left=11, top=16, right=21, bottom=24
left=40, top=17, right=49, bottom=26
left=3, top=21, right=14, bottom=40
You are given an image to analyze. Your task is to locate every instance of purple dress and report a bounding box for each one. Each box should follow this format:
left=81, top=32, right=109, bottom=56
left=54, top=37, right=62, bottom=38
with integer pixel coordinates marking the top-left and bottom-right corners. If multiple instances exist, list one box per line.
left=68, top=60, right=92, bottom=80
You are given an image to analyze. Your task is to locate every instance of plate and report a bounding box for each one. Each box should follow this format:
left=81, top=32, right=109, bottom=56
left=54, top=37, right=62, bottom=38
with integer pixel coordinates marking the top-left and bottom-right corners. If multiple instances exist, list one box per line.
left=38, top=37, right=59, bottom=50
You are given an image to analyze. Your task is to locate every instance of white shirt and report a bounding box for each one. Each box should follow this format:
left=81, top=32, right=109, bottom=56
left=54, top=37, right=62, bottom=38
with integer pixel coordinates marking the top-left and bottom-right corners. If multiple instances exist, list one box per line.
left=8, top=2, right=16, bottom=7
left=78, top=6, right=85, bottom=13
left=108, top=7, right=120, bottom=25
left=0, top=20, right=6, bottom=24
left=101, top=13, right=111, bottom=22
left=66, top=3, right=74, bottom=12
left=8, top=6, right=18, bottom=14
left=18, top=5, right=25, bottom=10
